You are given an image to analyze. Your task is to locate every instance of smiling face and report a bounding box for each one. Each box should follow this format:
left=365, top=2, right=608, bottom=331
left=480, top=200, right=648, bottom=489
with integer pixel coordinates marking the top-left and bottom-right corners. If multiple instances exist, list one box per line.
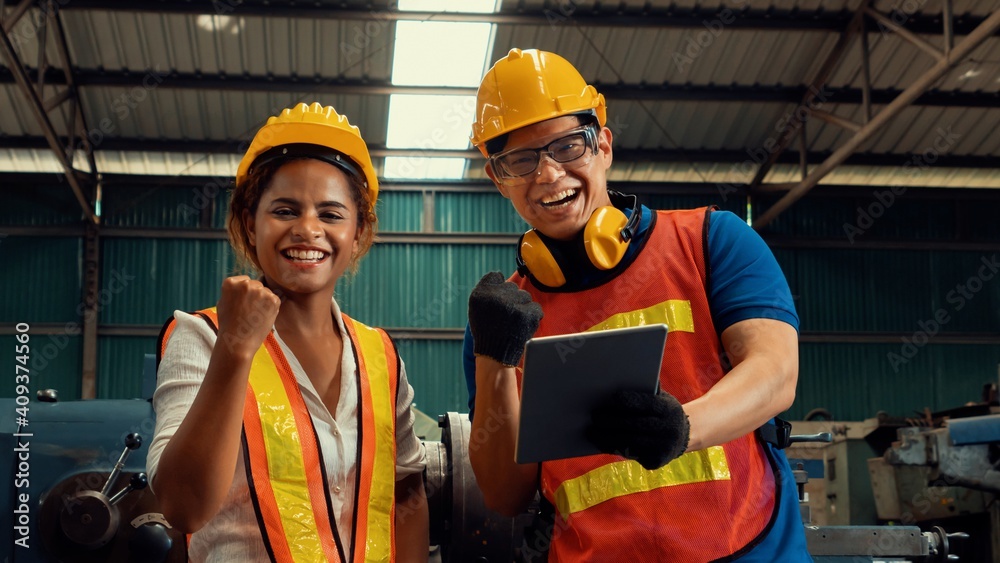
left=486, top=115, right=614, bottom=241
left=244, top=159, right=361, bottom=297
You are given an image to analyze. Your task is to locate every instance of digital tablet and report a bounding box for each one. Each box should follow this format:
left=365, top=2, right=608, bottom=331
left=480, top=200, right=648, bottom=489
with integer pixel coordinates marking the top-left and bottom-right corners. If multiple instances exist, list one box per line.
left=515, top=323, right=668, bottom=464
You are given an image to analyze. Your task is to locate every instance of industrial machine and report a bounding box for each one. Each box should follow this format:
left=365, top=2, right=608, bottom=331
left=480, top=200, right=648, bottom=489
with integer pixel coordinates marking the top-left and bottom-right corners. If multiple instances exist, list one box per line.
left=0, top=356, right=977, bottom=562
left=2, top=396, right=186, bottom=562
left=866, top=408, right=1000, bottom=562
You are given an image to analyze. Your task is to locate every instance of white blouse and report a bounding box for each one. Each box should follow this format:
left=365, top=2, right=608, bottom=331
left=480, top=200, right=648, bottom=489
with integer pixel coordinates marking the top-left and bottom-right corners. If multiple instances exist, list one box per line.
left=146, top=298, right=426, bottom=562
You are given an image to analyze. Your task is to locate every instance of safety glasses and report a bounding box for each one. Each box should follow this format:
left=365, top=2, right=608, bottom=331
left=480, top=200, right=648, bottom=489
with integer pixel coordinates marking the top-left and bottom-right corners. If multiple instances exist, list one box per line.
left=490, top=125, right=599, bottom=185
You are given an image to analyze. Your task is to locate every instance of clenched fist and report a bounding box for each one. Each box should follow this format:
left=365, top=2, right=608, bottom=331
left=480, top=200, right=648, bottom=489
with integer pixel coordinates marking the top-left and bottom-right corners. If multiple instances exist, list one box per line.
left=216, top=276, right=281, bottom=357
left=468, top=271, right=543, bottom=367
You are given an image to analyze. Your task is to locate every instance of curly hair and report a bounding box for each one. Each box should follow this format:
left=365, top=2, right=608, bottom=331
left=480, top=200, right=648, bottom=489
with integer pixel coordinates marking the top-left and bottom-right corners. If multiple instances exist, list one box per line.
left=226, top=156, right=378, bottom=276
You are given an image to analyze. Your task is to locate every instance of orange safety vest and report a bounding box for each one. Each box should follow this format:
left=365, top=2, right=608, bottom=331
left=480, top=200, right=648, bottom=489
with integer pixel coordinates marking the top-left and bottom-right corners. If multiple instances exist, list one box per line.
left=159, top=309, right=398, bottom=562
left=513, top=208, right=776, bottom=562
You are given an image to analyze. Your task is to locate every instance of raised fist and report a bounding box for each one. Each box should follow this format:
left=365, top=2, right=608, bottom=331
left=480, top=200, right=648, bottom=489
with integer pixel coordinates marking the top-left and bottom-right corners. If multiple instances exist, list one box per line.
left=216, top=276, right=281, bottom=357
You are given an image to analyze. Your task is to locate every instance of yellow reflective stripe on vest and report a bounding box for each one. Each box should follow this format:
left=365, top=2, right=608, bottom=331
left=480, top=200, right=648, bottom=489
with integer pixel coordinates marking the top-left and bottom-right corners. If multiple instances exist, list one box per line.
left=247, top=338, right=328, bottom=561
left=586, top=299, right=695, bottom=333
left=346, top=319, right=395, bottom=562
left=553, top=446, right=730, bottom=520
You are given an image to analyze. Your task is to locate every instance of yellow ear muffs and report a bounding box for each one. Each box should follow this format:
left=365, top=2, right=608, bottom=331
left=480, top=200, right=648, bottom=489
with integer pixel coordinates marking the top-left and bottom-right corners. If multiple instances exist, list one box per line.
left=516, top=192, right=640, bottom=287
left=519, top=230, right=567, bottom=288
left=583, top=206, right=631, bottom=270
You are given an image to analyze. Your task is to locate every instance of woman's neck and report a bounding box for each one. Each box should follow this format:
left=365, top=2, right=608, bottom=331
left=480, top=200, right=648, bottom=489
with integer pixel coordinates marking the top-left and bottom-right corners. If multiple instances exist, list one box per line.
left=273, top=290, right=337, bottom=337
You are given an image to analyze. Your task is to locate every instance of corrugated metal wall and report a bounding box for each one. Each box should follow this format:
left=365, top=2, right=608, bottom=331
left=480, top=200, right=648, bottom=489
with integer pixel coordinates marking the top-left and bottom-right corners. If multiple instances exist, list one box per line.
left=793, top=343, right=999, bottom=421
left=0, top=335, right=83, bottom=400
left=394, top=339, right=468, bottom=418
left=760, top=192, right=1000, bottom=420
left=3, top=180, right=997, bottom=424
left=2, top=184, right=83, bottom=225
left=98, top=336, right=158, bottom=400
left=98, top=238, right=234, bottom=325
left=103, top=186, right=205, bottom=228
left=338, top=244, right=511, bottom=328
left=379, top=191, right=425, bottom=232
left=435, top=191, right=526, bottom=233
left=0, top=236, right=82, bottom=322
left=773, top=248, right=1000, bottom=333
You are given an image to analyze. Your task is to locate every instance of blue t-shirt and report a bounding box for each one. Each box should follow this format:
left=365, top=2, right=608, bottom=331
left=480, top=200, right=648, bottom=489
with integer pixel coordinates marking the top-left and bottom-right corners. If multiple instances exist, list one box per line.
left=462, top=207, right=810, bottom=561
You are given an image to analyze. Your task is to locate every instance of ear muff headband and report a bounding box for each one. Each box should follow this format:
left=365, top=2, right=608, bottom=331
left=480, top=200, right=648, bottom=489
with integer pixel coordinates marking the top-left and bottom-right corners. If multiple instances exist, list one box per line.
left=516, top=192, right=640, bottom=287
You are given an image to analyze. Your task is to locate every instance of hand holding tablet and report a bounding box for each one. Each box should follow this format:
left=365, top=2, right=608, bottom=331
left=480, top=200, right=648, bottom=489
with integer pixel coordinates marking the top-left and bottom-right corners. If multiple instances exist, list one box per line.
left=515, top=324, right=669, bottom=464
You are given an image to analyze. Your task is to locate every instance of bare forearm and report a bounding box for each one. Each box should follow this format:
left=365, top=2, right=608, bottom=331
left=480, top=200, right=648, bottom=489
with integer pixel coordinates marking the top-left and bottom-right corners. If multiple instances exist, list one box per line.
left=469, top=356, right=538, bottom=516
left=684, top=319, right=798, bottom=452
left=155, top=347, right=253, bottom=532
left=394, top=473, right=429, bottom=562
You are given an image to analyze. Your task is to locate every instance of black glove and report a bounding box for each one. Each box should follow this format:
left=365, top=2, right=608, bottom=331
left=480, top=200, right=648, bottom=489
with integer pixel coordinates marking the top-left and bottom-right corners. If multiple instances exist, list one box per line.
left=468, top=271, right=543, bottom=367
left=586, top=388, right=690, bottom=470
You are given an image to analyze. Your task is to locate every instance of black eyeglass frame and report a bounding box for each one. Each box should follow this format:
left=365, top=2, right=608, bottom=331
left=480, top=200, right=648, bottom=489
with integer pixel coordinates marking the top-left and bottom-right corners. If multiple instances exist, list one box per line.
left=489, top=124, right=600, bottom=184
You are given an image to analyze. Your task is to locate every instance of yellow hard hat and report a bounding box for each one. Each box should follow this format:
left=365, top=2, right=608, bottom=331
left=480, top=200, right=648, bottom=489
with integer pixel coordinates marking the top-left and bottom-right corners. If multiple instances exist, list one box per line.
left=236, top=102, right=379, bottom=209
left=471, top=49, right=607, bottom=157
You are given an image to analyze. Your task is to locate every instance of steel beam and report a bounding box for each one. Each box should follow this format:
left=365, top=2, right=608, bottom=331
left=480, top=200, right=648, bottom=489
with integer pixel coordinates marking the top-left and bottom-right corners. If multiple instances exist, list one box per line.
left=48, top=0, right=100, bottom=181
left=753, top=9, right=1000, bottom=230
left=55, top=1, right=996, bottom=35
left=81, top=221, right=98, bottom=399
left=748, top=0, right=871, bottom=189
left=0, top=20, right=97, bottom=222
left=59, top=2, right=855, bottom=30
left=1, top=0, right=33, bottom=34
left=798, top=124, right=808, bottom=180
left=807, top=109, right=862, bottom=133
left=859, top=20, right=873, bottom=123
left=763, top=236, right=1000, bottom=252
left=944, top=0, right=955, bottom=54
left=4, top=67, right=999, bottom=108
left=798, top=333, right=1000, bottom=344
left=3, top=136, right=998, bottom=168
left=866, top=8, right=945, bottom=62
left=7, top=171, right=1000, bottom=199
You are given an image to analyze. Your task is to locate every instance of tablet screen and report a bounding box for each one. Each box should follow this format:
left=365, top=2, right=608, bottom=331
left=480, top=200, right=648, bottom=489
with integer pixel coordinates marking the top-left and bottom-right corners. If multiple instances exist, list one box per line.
left=515, top=324, right=668, bottom=464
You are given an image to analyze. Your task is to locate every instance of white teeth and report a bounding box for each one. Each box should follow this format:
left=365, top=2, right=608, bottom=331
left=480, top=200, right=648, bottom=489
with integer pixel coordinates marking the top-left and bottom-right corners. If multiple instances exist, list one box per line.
left=283, top=249, right=326, bottom=261
left=541, top=189, right=577, bottom=205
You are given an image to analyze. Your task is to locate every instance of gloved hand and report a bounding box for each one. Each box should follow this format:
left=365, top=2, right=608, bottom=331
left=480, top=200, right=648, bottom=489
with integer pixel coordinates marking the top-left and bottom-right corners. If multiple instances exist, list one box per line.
left=468, top=271, right=543, bottom=367
left=586, top=388, right=690, bottom=470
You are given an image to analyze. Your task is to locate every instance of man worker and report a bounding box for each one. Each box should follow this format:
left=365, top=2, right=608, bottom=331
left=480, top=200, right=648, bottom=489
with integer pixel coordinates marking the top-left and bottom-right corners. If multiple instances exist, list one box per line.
left=463, top=48, right=812, bottom=562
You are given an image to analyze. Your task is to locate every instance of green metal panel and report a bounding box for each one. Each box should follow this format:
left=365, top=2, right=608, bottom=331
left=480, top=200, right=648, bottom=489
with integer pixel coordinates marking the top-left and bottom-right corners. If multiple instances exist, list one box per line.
left=432, top=191, right=746, bottom=234
left=755, top=193, right=956, bottom=239
left=98, top=336, right=157, bottom=400
left=434, top=192, right=527, bottom=233
left=787, top=343, right=1000, bottom=421
left=213, top=189, right=230, bottom=229
left=0, top=184, right=83, bottom=225
left=99, top=238, right=236, bottom=325
left=641, top=193, right=747, bottom=217
left=774, top=248, right=1000, bottom=333
left=0, top=237, right=82, bottom=323
left=102, top=186, right=206, bottom=228
left=337, top=243, right=515, bottom=328
left=0, top=334, right=82, bottom=400
left=962, top=201, right=1000, bottom=241
left=378, top=191, right=424, bottom=232
left=394, top=339, right=468, bottom=417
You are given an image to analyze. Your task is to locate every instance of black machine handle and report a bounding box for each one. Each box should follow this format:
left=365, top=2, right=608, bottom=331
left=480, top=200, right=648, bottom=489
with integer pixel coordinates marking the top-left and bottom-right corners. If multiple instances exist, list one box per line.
left=101, top=433, right=142, bottom=497
left=788, top=432, right=833, bottom=445
left=109, top=473, right=149, bottom=506
left=758, top=419, right=833, bottom=449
